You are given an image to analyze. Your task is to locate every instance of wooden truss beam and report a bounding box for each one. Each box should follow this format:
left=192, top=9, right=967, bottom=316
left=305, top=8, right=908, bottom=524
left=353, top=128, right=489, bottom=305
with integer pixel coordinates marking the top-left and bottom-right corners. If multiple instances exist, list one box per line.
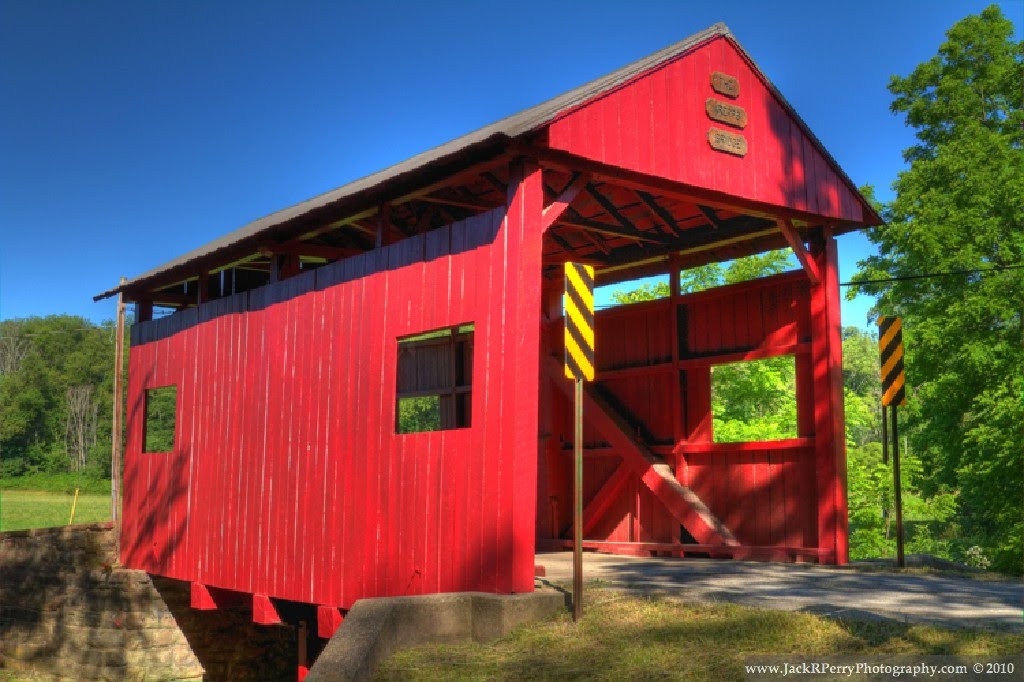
left=635, top=190, right=682, bottom=236
left=544, top=356, right=738, bottom=547
left=585, top=183, right=642, bottom=235
left=557, top=215, right=671, bottom=245
left=597, top=215, right=777, bottom=269
left=589, top=229, right=790, bottom=287
left=481, top=171, right=507, bottom=195
left=418, top=194, right=498, bottom=212
left=697, top=205, right=726, bottom=230
left=517, top=142, right=848, bottom=228
left=260, top=240, right=363, bottom=261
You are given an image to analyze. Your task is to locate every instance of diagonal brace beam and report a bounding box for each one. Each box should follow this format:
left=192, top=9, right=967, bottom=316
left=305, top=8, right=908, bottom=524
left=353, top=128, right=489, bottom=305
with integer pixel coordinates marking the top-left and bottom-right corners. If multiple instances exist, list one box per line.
left=541, top=172, right=589, bottom=232
left=562, top=460, right=632, bottom=538
left=778, top=219, right=821, bottom=285
left=545, top=356, right=738, bottom=546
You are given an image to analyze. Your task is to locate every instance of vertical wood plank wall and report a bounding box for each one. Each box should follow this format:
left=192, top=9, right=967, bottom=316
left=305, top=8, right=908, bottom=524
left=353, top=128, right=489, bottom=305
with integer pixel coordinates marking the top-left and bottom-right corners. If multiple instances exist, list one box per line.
left=539, top=264, right=848, bottom=560
left=545, top=35, right=866, bottom=224
left=122, top=166, right=544, bottom=610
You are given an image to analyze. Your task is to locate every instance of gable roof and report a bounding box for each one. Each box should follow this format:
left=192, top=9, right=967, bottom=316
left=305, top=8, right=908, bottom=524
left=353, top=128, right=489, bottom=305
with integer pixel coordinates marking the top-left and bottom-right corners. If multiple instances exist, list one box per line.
left=96, top=23, right=878, bottom=302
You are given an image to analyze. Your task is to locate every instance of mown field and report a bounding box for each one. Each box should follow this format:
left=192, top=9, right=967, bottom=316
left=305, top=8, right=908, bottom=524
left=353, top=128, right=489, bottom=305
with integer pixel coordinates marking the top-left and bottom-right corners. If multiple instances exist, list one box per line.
left=376, top=589, right=1024, bottom=681
left=0, top=490, right=111, bottom=532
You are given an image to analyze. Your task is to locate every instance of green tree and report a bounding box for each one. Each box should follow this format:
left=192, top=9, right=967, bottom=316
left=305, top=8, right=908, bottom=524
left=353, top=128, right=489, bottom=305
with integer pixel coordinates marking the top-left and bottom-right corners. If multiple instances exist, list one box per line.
left=610, top=249, right=794, bottom=303
left=850, top=5, right=1023, bottom=573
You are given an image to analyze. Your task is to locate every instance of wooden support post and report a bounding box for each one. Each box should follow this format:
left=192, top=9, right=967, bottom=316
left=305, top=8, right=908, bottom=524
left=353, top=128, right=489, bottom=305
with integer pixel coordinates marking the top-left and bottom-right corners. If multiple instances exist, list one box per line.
left=281, top=254, right=301, bottom=280
left=298, top=620, right=309, bottom=681
left=825, top=232, right=849, bottom=564
left=538, top=282, right=564, bottom=541
left=668, top=256, right=684, bottom=544
left=197, top=271, right=209, bottom=304
left=136, top=300, right=153, bottom=323
left=111, top=277, right=126, bottom=557
left=505, top=157, right=545, bottom=594
left=375, top=203, right=392, bottom=249
left=809, top=229, right=848, bottom=564
left=668, top=255, right=684, bottom=444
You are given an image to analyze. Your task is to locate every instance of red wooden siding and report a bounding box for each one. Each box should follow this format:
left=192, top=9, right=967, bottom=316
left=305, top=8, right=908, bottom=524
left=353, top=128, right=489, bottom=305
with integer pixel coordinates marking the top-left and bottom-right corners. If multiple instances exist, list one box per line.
left=122, top=163, right=545, bottom=609
left=546, top=35, right=865, bottom=224
left=539, top=259, right=848, bottom=561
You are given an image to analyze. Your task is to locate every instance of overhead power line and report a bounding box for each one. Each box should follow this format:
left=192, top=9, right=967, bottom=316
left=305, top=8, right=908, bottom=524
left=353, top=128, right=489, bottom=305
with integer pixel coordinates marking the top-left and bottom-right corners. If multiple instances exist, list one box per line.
left=840, top=263, right=1024, bottom=286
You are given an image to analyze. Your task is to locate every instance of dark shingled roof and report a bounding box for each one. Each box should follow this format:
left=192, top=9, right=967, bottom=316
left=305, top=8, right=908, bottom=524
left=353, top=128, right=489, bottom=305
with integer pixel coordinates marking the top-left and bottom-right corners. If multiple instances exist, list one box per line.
left=95, top=23, right=875, bottom=301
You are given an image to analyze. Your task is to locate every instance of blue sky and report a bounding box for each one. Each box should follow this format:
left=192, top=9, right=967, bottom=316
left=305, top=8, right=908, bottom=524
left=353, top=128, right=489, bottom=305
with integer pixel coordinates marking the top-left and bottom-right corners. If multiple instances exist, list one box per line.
left=1, top=1, right=1020, bottom=328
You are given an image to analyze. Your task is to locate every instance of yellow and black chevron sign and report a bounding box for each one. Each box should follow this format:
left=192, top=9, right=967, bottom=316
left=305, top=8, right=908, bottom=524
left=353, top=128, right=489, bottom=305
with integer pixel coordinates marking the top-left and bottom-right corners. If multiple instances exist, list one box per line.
left=564, top=262, right=595, bottom=382
left=878, top=316, right=908, bottom=407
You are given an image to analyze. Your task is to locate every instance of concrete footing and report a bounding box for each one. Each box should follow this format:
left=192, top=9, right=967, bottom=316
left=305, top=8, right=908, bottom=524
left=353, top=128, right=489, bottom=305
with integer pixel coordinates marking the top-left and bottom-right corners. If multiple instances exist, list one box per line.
left=306, top=590, right=568, bottom=681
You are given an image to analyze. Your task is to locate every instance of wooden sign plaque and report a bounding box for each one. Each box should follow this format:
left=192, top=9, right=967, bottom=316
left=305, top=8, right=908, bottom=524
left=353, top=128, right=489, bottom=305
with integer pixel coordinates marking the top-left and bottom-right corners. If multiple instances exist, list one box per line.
left=705, top=98, right=747, bottom=128
left=710, top=71, right=739, bottom=98
left=708, top=127, right=747, bottom=156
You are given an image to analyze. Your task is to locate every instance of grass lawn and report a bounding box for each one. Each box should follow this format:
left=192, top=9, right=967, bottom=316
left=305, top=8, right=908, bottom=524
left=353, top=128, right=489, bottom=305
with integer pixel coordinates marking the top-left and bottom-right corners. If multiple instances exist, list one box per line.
left=0, top=490, right=111, bottom=532
left=376, top=588, right=1024, bottom=681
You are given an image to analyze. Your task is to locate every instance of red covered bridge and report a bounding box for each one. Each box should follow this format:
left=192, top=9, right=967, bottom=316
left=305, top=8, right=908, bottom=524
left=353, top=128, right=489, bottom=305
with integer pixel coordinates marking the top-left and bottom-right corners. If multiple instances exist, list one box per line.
left=96, top=23, right=879, bottom=638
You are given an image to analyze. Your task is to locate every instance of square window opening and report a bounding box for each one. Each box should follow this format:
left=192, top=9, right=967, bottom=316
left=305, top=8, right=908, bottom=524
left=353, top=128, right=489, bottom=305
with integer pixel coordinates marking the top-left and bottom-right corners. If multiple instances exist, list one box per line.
left=143, top=386, right=177, bottom=453
left=711, top=355, right=797, bottom=443
left=396, top=324, right=474, bottom=434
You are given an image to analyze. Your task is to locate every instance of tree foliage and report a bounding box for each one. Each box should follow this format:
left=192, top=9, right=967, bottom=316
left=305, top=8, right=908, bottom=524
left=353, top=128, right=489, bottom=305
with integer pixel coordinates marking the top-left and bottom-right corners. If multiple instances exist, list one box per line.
left=712, top=356, right=797, bottom=442
left=396, top=396, right=442, bottom=434
left=610, top=249, right=794, bottom=303
left=850, top=5, right=1023, bottom=573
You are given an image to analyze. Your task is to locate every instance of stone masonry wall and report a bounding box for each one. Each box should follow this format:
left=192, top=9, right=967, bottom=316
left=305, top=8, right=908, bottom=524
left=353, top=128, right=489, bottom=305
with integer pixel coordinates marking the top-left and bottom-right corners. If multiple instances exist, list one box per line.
left=0, top=523, right=295, bottom=681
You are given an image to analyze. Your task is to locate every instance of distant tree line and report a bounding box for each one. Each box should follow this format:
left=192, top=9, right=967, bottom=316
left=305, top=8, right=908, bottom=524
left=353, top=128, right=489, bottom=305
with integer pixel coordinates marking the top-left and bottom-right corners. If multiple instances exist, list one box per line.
left=0, top=315, right=123, bottom=484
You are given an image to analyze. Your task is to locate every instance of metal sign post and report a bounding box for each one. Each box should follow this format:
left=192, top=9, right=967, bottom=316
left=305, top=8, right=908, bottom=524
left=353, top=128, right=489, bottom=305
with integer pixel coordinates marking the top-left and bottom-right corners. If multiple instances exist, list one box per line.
left=890, top=404, right=904, bottom=567
left=564, top=262, right=595, bottom=623
left=573, top=378, right=583, bottom=622
left=878, top=316, right=908, bottom=568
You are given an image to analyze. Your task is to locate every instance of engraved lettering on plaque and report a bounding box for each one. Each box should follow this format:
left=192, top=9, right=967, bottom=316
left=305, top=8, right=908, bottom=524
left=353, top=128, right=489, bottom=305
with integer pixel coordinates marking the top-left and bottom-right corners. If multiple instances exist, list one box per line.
left=710, top=71, right=739, bottom=99
left=705, top=98, right=747, bottom=128
left=707, top=127, right=747, bottom=156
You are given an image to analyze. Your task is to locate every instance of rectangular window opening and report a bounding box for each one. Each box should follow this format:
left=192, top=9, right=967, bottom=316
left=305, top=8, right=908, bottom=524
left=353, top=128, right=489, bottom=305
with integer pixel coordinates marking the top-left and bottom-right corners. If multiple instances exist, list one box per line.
left=711, top=355, right=797, bottom=443
left=143, top=385, right=177, bottom=453
left=396, top=324, right=474, bottom=434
